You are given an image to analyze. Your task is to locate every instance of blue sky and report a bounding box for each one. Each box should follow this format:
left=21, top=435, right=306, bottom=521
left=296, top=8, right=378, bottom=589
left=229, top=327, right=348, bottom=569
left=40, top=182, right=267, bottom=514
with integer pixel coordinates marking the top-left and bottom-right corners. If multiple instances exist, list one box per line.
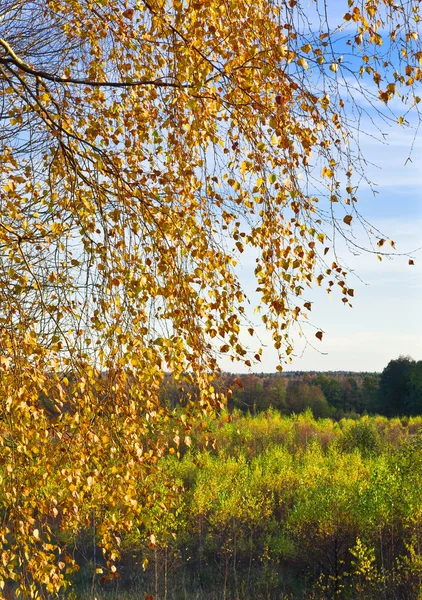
left=219, top=2, right=422, bottom=373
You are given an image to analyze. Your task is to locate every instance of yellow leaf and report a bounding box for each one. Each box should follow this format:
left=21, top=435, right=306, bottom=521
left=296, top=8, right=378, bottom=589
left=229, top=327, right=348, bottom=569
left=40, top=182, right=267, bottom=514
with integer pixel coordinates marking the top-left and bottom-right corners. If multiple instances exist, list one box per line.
left=0, top=356, right=10, bottom=369
left=297, top=57, right=309, bottom=70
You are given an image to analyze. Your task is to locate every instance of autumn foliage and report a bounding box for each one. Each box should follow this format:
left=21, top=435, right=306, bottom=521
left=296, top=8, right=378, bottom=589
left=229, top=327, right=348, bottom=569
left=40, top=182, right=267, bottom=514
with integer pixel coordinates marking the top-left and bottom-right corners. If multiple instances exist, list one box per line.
left=0, top=0, right=421, bottom=595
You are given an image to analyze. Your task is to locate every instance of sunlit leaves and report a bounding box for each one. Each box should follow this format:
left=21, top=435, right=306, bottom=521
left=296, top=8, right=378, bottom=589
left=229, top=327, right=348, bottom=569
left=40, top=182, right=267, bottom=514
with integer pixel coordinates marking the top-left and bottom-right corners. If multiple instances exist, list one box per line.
left=0, top=0, right=420, bottom=595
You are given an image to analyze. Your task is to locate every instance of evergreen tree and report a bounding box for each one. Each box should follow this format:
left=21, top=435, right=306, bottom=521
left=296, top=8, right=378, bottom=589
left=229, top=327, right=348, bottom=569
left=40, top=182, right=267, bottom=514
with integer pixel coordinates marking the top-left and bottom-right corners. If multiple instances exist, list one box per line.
left=379, top=357, right=415, bottom=416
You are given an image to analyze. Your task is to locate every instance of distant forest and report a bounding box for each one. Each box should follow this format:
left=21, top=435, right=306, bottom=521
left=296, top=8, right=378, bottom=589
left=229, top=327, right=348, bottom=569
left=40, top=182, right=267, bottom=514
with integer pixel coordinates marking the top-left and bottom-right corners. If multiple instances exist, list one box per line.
left=160, top=357, right=422, bottom=418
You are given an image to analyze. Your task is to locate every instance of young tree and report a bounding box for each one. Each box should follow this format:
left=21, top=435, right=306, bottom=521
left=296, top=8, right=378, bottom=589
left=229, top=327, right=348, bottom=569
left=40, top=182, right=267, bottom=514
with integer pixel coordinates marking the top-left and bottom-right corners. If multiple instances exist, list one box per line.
left=0, top=0, right=421, bottom=595
left=287, top=382, right=331, bottom=418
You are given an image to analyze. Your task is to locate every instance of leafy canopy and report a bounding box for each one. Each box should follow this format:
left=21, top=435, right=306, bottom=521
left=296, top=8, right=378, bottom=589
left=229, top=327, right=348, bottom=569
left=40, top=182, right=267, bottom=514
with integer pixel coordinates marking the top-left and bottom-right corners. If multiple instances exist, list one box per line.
left=0, top=0, right=420, bottom=595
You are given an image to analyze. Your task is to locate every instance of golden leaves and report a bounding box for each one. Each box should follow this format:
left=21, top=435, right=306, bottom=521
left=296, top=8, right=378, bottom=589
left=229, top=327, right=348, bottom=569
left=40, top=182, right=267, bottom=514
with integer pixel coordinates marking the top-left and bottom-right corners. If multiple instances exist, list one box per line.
left=0, top=0, right=419, bottom=594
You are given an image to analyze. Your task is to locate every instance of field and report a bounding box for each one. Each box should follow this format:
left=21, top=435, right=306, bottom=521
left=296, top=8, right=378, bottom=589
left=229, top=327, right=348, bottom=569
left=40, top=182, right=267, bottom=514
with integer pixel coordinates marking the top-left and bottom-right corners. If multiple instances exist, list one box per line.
left=60, top=410, right=422, bottom=600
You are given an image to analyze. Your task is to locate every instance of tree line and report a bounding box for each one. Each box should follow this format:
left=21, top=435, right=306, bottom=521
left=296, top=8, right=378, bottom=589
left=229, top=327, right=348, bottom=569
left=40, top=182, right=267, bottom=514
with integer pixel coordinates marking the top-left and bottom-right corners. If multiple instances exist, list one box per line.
left=160, top=357, right=422, bottom=419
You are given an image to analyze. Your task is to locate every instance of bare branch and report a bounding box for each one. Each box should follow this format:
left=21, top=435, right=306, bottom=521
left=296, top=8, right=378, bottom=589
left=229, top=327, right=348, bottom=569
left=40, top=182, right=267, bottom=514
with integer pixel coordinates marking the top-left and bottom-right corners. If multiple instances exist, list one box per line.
left=0, top=37, right=191, bottom=88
